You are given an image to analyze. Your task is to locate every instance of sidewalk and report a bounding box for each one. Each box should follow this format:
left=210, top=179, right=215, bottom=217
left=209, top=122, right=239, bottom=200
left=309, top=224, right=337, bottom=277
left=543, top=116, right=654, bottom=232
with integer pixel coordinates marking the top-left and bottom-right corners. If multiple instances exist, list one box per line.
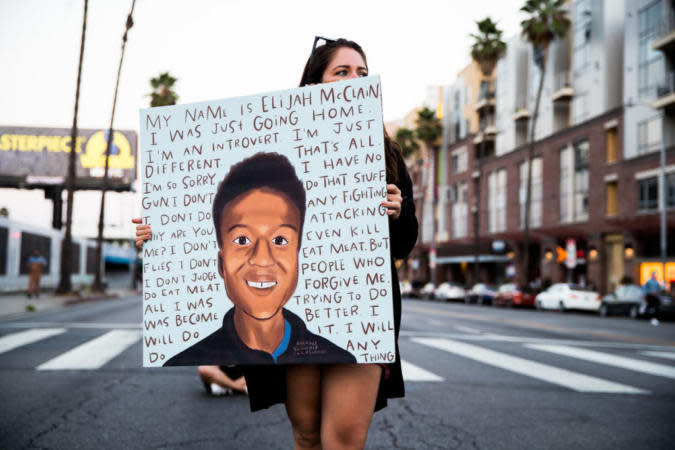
left=0, top=287, right=139, bottom=321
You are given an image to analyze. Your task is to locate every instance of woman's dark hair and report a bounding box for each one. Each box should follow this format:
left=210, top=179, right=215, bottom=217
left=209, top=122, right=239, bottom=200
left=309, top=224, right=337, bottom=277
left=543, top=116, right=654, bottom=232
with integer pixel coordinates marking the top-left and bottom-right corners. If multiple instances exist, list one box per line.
left=300, top=38, right=403, bottom=184
left=212, top=152, right=306, bottom=249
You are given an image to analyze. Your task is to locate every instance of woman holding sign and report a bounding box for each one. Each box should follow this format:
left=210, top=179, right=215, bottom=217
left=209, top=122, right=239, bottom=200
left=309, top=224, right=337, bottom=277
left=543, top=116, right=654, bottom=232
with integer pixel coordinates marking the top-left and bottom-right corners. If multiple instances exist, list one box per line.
left=135, top=37, right=418, bottom=449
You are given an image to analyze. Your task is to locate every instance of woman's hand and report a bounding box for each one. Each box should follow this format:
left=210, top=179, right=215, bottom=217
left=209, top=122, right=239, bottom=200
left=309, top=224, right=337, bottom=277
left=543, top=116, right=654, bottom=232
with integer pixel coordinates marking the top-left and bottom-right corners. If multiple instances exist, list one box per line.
left=382, top=184, right=402, bottom=220
left=132, top=217, right=152, bottom=248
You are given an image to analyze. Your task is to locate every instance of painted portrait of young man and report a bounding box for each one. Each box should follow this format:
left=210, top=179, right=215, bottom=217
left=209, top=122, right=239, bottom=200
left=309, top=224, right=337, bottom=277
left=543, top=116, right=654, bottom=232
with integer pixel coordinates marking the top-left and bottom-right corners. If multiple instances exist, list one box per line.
left=164, top=152, right=355, bottom=366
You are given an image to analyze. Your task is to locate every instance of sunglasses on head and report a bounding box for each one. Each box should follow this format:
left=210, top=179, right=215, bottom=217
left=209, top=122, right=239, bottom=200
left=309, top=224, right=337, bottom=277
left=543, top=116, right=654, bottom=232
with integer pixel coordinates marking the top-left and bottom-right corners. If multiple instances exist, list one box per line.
left=310, top=36, right=337, bottom=59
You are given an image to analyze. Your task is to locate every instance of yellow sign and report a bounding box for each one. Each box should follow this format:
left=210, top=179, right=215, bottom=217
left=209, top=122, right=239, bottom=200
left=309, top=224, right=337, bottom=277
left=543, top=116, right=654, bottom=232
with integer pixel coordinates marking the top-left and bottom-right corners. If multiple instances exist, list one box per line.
left=639, top=262, right=675, bottom=286
left=0, top=133, right=86, bottom=153
left=80, top=130, right=134, bottom=169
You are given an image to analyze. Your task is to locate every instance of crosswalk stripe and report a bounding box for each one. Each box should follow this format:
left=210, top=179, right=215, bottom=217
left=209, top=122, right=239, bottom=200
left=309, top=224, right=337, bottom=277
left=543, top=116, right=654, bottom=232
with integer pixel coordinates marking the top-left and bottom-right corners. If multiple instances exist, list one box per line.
left=412, top=337, right=647, bottom=394
left=642, top=351, right=675, bottom=361
left=37, top=330, right=141, bottom=370
left=528, top=344, right=675, bottom=380
left=0, top=328, right=66, bottom=355
left=402, top=359, right=443, bottom=381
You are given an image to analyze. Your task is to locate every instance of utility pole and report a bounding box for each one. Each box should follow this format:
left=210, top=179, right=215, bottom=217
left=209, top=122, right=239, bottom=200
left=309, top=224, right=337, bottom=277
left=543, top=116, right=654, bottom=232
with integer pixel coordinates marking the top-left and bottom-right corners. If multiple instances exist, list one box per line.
left=93, top=0, right=136, bottom=292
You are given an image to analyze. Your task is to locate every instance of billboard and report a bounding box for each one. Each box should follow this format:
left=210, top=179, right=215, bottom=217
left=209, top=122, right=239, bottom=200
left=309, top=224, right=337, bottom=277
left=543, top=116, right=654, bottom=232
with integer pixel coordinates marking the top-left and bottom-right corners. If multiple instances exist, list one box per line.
left=0, top=126, right=137, bottom=190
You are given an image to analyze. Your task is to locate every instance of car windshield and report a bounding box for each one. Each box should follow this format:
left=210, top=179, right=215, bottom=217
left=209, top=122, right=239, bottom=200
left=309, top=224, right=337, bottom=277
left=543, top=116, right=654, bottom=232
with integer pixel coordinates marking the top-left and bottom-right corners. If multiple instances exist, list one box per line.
left=499, top=284, right=515, bottom=292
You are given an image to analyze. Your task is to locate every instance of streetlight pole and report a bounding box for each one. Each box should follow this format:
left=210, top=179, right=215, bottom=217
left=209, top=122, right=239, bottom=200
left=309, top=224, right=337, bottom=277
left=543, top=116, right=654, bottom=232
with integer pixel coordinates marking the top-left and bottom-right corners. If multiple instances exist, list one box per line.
left=659, top=108, right=667, bottom=287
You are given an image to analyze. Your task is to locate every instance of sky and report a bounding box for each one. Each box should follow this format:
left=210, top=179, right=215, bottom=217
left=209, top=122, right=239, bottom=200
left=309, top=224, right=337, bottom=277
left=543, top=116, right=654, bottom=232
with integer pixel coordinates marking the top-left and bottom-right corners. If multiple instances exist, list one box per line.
left=0, top=0, right=526, bottom=131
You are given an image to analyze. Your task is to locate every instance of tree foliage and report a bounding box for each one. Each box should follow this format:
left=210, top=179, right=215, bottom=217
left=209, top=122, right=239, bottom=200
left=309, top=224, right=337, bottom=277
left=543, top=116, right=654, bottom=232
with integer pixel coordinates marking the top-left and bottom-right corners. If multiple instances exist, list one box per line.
left=395, top=127, right=419, bottom=158
left=470, top=17, right=507, bottom=76
left=414, top=107, right=442, bottom=148
left=149, top=72, right=179, bottom=107
left=520, top=0, right=571, bottom=68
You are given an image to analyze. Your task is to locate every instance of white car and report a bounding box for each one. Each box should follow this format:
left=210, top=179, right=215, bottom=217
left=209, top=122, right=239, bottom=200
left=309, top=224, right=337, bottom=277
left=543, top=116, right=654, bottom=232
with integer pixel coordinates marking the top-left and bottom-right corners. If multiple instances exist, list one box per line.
left=399, top=280, right=413, bottom=297
left=435, top=282, right=466, bottom=302
left=535, top=283, right=601, bottom=312
left=421, top=282, right=436, bottom=299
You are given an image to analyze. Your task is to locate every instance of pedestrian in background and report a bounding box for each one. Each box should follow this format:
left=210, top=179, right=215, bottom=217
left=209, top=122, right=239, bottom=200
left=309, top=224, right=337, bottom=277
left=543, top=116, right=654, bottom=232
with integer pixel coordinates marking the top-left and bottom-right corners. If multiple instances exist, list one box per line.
left=26, top=249, right=47, bottom=298
left=199, top=365, right=247, bottom=396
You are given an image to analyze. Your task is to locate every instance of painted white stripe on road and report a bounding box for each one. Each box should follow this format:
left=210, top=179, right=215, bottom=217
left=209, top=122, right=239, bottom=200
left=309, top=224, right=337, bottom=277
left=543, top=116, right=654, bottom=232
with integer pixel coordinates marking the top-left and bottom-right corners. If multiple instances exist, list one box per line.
left=37, top=330, right=141, bottom=370
left=402, top=360, right=443, bottom=382
left=528, top=344, right=675, bottom=380
left=0, top=328, right=66, bottom=354
left=642, top=351, right=675, bottom=361
left=453, top=325, right=483, bottom=334
left=412, top=337, right=647, bottom=394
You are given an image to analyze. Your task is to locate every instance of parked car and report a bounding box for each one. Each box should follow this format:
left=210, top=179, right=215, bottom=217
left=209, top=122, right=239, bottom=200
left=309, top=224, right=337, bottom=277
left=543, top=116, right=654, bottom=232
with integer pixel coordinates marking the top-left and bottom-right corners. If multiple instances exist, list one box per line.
left=410, top=280, right=426, bottom=298
left=399, top=280, right=413, bottom=298
left=493, top=283, right=537, bottom=308
left=435, top=282, right=467, bottom=302
left=639, top=290, right=675, bottom=319
left=420, top=282, right=436, bottom=300
left=535, top=283, right=601, bottom=312
left=464, top=283, right=497, bottom=305
left=599, top=284, right=642, bottom=318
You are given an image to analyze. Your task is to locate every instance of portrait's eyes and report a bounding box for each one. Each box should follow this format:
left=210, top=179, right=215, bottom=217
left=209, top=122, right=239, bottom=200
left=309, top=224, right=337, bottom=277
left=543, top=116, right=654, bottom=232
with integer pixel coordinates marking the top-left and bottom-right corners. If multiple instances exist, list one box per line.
left=232, top=235, right=251, bottom=246
left=272, top=236, right=288, bottom=246
left=335, top=69, right=348, bottom=76
left=359, top=71, right=368, bottom=77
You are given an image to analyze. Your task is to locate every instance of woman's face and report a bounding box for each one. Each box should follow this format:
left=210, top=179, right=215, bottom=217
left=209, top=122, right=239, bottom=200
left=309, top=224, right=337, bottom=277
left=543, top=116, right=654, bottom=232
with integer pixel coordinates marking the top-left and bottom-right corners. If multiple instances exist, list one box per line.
left=321, top=47, right=368, bottom=83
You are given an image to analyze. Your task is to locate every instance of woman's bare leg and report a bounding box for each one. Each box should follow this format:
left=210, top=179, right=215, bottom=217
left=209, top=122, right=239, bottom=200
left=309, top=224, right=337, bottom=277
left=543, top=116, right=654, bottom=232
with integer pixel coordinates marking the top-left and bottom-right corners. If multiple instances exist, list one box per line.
left=320, top=364, right=381, bottom=450
left=285, top=364, right=322, bottom=450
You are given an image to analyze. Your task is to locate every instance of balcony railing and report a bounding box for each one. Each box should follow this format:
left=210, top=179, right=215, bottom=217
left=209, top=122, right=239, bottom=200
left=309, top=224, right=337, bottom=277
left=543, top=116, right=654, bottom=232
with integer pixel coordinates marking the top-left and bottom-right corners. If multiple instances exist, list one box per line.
left=474, top=90, right=496, bottom=112
left=656, top=11, right=675, bottom=39
left=552, top=71, right=574, bottom=102
left=513, top=95, right=530, bottom=121
left=657, top=70, right=675, bottom=97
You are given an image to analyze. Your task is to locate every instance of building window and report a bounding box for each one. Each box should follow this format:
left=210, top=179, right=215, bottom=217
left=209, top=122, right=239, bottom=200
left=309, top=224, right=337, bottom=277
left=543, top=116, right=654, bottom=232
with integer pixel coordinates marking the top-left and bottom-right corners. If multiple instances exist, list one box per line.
left=560, top=141, right=589, bottom=223
left=572, top=91, right=589, bottom=125
left=573, top=0, right=592, bottom=76
left=519, top=158, right=542, bottom=228
left=637, top=115, right=662, bottom=155
left=606, top=181, right=618, bottom=216
left=638, top=1, right=665, bottom=98
left=451, top=147, right=468, bottom=174
left=606, top=127, right=618, bottom=163
left=638, top=176, right=659, bottom=211
left=452, top=182, right=468, bottom=239
left=488, top=169, right=507, bottom=233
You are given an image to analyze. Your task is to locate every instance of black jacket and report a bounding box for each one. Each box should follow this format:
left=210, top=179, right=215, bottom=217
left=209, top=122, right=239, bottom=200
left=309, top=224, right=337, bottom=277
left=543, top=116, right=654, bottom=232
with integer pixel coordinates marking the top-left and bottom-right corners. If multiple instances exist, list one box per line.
left=164, top=307, right=355, bottom=366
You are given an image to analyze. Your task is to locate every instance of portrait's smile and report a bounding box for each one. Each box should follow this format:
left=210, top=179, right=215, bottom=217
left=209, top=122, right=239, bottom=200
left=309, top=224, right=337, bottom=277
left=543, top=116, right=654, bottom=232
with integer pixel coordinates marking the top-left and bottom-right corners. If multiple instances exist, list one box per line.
left=218, top=188, right=301, bottom=320
left=246, top=280, right=278, bottom=290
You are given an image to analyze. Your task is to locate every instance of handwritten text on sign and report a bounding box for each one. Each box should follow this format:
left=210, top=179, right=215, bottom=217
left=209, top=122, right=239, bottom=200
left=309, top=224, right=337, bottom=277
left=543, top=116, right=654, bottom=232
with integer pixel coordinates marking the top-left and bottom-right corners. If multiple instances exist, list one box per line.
left=139, top=76, right=394, bottom=367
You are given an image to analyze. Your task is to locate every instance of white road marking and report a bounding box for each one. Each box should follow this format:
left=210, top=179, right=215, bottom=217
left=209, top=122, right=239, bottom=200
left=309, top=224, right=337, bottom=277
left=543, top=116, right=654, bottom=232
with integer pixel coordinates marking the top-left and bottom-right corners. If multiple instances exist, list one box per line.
left=412, top=337, right=647, bottom=394
left=642, top=351, right=675, bottom=361
left=528, top=344, right=675, bottom=380
left=453, top=325, right=483, bottom=334
left=401, top=360, right=443, bottom=381
left=37, top=330, right=141, bottom=370
left=0, top=328, right=66, bottom=354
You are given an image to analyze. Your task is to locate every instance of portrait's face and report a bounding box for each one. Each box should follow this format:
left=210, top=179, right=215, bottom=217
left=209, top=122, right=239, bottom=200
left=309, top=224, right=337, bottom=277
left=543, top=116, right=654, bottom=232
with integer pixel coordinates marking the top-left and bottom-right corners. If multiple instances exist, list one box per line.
left=217, top=188, right=301, bottom=320
left=321, top=47, right=368, bottom=83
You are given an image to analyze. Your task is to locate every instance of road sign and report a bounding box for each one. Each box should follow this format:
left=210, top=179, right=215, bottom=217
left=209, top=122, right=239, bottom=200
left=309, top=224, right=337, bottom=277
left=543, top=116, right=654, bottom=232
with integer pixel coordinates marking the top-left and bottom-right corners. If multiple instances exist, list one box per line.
left=565, top=239, right=577, bottom=269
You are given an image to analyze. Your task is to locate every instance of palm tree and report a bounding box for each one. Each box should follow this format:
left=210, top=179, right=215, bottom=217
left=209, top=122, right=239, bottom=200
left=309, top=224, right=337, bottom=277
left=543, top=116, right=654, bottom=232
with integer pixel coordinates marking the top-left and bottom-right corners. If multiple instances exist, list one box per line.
left=395, top=127, right=419, bottom=159
left=470, top=17, right=507, bottom=78
left=92, top=0, right=136, bottom=292
left=149, top=72, right=179, bottom=107
left=470, top=17, right=506, bottom=283
left=520, top=0, right=570, bottom=283
left=415, top=106, right=442, bottom=283
left=57, top=0, right=88, bottom=294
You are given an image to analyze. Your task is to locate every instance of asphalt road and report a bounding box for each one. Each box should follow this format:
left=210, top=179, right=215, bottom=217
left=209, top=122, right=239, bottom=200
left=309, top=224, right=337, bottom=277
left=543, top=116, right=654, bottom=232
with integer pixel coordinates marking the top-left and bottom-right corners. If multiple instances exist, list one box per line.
left=1, top=295, right=674, bottom=449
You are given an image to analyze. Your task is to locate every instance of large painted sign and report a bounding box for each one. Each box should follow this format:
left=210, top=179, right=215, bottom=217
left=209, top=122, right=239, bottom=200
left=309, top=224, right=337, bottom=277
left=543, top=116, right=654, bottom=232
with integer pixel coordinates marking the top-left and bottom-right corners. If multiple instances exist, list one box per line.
left=0, top=126, right=137, bottom=188
left=139, top=76, right=395, bottom=367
